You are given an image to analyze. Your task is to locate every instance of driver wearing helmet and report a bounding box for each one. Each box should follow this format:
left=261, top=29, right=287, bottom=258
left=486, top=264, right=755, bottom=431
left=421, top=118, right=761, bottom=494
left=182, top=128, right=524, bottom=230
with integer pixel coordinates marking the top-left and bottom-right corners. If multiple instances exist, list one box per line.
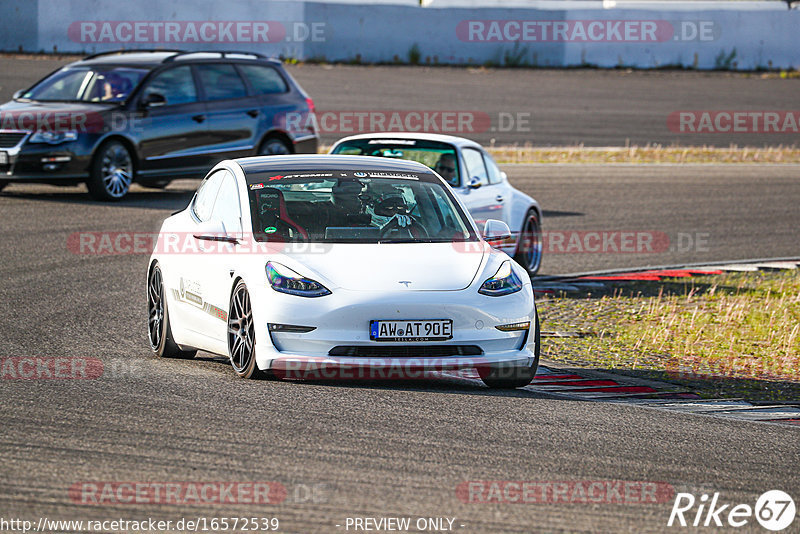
left=326, top=179, right=371, bottom=228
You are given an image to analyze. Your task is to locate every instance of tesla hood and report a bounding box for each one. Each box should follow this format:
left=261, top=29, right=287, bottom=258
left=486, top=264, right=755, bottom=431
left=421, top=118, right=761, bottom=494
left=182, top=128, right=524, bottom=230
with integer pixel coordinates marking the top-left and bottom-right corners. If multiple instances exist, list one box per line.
left=285, top=242, right=487, bottom=291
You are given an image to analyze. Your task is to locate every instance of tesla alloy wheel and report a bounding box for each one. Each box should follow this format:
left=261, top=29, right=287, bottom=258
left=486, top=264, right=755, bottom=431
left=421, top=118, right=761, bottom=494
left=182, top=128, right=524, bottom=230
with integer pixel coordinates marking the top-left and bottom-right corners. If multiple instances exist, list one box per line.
left=148, top=264, right=196, bottom=359
left=228, top=281, right=267, bottom=379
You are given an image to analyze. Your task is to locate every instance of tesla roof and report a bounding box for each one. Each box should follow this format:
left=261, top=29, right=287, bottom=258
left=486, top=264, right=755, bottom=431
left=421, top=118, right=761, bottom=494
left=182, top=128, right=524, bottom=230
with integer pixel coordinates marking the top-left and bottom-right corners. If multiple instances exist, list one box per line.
left=236, top=155, right=435, bottom=182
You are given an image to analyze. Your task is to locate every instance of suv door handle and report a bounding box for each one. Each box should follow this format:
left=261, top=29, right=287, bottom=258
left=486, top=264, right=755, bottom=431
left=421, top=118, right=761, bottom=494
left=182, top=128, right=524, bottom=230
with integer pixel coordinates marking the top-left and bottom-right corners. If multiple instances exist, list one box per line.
left=246, top=110, right=259, bottom=118
left=496, top=195, right=504, bottom=202
left=192, top=114, right=206, bottom=123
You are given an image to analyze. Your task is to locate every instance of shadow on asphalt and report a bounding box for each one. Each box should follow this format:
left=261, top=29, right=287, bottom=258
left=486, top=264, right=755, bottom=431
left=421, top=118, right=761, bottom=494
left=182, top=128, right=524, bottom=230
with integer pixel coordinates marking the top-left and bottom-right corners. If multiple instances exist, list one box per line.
left=0, top=184, right=196, bottom=211
left=534, top=279, right=762, bottom=300
left=589, top=367, right=800, bottom=404
left=541, top=209, right=584, bottom=218
left=190, top=354, right=553, bottom=399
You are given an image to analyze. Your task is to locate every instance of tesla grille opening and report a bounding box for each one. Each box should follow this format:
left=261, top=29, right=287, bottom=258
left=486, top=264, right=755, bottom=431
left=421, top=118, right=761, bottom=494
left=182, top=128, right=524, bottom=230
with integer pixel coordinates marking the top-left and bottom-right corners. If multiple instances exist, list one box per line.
left=328, top=345, right=483, bottom=358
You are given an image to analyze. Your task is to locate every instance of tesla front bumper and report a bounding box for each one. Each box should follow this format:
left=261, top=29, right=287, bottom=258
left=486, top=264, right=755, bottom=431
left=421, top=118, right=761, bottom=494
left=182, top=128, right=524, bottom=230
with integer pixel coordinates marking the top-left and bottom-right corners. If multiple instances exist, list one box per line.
left=250, top=283, right=537, bottom=375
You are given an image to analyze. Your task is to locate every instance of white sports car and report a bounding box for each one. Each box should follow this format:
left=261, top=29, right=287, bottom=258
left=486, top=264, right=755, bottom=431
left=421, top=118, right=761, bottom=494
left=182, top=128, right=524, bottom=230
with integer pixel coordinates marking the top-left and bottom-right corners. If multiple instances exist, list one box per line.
left=147, top=155, right=539, bottom=388
left=330, top=132, right=543, bottom=275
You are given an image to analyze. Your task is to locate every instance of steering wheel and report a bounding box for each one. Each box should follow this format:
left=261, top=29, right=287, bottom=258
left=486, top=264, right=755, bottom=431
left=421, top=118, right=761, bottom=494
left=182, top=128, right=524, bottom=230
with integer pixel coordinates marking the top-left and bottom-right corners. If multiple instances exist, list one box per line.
left=379, top=215, right=429, bottom=239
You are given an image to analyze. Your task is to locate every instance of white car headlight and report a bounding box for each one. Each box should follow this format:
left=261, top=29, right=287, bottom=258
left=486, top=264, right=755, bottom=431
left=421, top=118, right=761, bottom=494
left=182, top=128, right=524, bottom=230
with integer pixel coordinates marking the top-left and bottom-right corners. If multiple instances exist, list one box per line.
left=28, top=130, right=78, bottom=144
left=266, top=261, right=331, bottom=297
left=479, top=261, right=523, bottom=296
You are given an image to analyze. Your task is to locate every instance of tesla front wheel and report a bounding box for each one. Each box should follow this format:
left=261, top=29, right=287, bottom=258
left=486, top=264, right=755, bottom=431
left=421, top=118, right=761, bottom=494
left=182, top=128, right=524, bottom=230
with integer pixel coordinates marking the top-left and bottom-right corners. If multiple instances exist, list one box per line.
left=514, top=209, right=542, bottom=276
left=87, top=140, right=135, bottom=201
left=228, top=281, right=268, bottom=379
left=148, top=264, right=197, bottom=359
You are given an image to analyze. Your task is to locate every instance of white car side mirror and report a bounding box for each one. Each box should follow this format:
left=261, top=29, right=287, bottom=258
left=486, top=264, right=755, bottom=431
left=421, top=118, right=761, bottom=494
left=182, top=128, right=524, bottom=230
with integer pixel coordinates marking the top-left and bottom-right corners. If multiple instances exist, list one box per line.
left=482, top=219, right=511, bottom=242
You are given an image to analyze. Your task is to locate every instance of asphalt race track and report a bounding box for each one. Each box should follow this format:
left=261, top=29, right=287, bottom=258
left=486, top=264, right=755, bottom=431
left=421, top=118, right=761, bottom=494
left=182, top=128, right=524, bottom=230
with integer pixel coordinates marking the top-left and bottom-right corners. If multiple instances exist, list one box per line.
left=2, top=56, right=800, bottom=147
left=1, top=170, right=798, bottom=532
left=0, top=56, right=798, bottom=533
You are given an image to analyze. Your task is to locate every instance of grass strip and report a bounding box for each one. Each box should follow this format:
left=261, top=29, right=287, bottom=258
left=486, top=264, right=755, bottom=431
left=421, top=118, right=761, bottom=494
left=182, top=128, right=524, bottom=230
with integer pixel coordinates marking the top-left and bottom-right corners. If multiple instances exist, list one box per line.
left=536, top=270, right=800, bottom=402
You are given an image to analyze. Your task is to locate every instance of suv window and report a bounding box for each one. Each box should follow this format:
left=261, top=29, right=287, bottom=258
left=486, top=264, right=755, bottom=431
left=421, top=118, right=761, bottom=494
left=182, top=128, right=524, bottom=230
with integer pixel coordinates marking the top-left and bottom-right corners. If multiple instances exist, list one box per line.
left=196, top=64, right=248, bottom=101
left=141, top=66, right=197, bottom=106
left=239, top=64, right=288, bottom=95
left=462, top=148, right=489, bottom=186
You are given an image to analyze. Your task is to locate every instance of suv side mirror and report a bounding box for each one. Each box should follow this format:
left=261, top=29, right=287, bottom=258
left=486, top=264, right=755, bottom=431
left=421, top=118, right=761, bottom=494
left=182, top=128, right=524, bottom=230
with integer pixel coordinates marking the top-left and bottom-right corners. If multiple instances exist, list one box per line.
left=482, top=219, right=511, bottom=242
left=12, top=90, right=23, bottom=100
left=468, top=177, right=482, bottom=189
left=140, top=92, right=166, bottom=108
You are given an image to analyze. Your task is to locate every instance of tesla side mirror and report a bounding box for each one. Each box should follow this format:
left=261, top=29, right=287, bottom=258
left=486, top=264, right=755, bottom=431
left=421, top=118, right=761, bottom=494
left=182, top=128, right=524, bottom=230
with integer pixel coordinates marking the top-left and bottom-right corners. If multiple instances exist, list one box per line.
left=468, top=177, right=482, bottom=189
left=482, top=219, right=511, bottom=242
left=140, top=92, right=166, bottom=108
left=193, top=219, right=238, bottom=244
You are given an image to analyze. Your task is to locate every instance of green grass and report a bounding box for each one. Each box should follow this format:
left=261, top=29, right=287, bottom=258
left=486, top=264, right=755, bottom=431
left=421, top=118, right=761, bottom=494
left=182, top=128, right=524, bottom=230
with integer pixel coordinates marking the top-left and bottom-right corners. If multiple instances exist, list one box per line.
left=537, top=271, right=800, bottom=402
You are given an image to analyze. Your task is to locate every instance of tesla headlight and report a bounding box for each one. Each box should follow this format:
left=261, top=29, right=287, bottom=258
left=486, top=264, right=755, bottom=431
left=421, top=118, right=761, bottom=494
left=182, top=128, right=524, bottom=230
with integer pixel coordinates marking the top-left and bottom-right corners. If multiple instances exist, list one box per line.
left=479, top=261, right=523, bottom=296
left=266, top=261, right=331, bottom=297
left=28, top=130, right=79, bottom=144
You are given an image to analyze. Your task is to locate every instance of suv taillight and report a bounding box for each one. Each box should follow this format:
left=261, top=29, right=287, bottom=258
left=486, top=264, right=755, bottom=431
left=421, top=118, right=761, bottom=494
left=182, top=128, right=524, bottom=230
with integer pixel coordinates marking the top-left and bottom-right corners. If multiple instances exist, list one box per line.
left=305, top=97, right=316, bottom=115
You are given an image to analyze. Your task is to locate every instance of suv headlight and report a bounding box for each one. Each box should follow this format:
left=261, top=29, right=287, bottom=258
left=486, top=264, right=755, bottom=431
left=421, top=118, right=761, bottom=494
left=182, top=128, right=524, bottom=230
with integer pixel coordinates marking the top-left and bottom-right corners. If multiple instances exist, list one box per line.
left=28, top=131, right=78, bottom=144
left=266, top=261, right=331, bottom=297
left=479, top=261, right=523, bottom=296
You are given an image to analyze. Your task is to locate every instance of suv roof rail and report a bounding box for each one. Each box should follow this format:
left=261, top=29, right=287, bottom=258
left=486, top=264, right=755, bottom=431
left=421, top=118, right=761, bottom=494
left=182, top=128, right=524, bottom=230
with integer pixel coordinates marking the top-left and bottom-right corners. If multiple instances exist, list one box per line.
left=83, top=49, right=184, bottom=61
left=162, top=50, right=270, bottom=63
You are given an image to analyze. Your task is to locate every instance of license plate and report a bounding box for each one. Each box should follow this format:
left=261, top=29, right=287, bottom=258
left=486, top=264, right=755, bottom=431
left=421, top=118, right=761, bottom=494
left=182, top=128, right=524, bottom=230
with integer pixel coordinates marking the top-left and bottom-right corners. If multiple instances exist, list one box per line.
left=370, top=319, right=452, bottom=342
left=0, top=152, right=7, bottom=165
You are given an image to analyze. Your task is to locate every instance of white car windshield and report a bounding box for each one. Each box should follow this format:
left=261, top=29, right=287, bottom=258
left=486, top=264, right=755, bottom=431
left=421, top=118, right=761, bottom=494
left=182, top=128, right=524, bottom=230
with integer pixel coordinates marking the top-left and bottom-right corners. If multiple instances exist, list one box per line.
left=332, top=138, right=461, bottom=187
left=246, top=171, right=478, bottom=243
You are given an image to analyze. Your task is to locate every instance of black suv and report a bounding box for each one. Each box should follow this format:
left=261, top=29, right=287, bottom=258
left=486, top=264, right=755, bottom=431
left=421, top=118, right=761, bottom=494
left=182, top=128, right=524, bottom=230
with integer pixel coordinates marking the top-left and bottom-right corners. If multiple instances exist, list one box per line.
left=0, top=50, right=318, bottom=200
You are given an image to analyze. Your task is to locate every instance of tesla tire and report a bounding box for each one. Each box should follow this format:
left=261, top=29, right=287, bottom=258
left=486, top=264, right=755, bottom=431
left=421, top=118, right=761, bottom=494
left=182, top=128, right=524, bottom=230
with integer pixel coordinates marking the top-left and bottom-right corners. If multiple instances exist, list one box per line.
left=228, top=280, right=269, bottom=379
left=148, top=264, right=197, bottom=359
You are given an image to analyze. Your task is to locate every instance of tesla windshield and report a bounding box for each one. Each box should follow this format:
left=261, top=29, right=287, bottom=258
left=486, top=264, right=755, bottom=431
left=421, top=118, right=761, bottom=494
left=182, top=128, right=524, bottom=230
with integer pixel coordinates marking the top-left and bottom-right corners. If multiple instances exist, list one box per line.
left=20, top=66, right=148, bottom=102
left=246, top=171, right=478, bottom=243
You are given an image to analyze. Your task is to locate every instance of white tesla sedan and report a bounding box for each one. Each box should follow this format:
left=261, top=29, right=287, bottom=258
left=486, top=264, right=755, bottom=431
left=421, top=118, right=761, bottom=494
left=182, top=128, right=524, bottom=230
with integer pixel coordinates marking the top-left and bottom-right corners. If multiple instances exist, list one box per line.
left=147, top=155, right=539, bottom=388
left=330, top=133, right=543, bottom=275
